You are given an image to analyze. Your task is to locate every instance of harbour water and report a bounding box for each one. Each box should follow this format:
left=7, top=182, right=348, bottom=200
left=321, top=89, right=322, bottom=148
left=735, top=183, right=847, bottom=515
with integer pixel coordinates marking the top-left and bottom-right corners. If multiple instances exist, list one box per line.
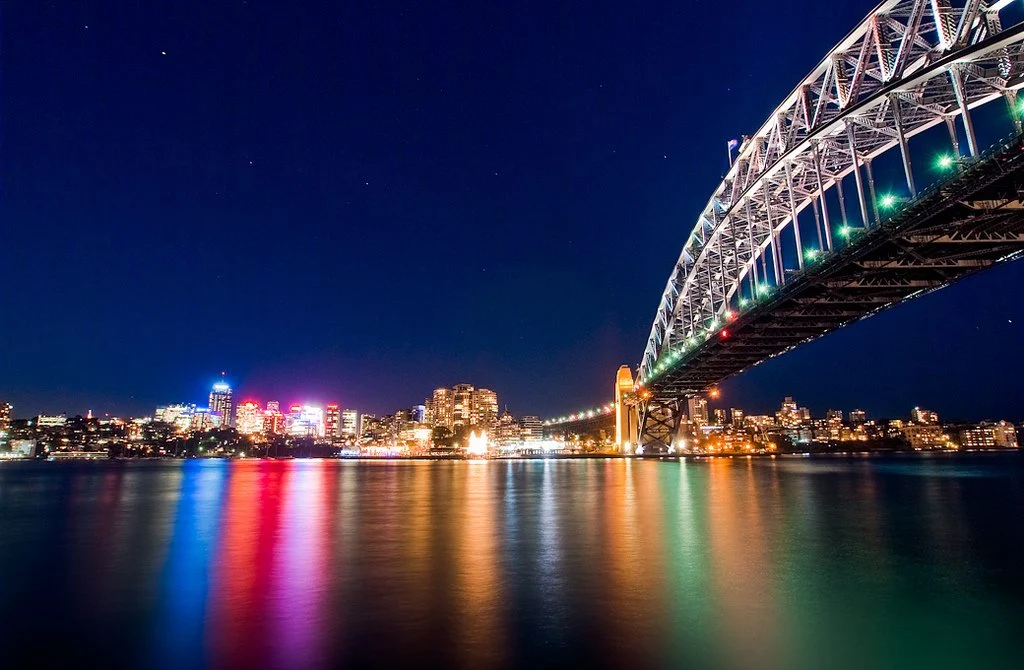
left=0, top=455, right=1022, bottom=669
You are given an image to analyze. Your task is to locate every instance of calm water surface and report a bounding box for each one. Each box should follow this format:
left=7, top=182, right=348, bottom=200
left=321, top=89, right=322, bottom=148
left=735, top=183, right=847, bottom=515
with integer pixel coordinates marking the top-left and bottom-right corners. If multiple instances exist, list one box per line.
left=1, top=455, right=1022, bottom=669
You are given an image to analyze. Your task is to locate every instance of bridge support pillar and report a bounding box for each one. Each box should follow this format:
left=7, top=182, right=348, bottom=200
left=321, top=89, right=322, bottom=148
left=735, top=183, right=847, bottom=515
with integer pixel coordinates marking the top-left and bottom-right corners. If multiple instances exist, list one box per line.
left=638, top=398, right=684, bottom=455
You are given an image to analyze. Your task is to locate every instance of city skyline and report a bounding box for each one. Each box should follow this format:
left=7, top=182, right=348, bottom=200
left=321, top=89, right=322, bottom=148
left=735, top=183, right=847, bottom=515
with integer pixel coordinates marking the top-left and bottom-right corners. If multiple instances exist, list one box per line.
left=3, top=0, right=1024, bottom=423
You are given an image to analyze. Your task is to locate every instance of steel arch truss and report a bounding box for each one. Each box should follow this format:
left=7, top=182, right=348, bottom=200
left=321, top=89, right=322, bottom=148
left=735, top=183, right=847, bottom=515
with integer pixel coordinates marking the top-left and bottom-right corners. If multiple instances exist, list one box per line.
left=640, top=0, right=1024, bottom=382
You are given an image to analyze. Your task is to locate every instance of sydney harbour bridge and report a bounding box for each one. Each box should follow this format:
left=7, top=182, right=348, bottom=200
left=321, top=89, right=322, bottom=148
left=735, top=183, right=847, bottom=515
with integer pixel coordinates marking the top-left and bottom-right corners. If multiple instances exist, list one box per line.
left=547, top=0, right=1024, bottom=452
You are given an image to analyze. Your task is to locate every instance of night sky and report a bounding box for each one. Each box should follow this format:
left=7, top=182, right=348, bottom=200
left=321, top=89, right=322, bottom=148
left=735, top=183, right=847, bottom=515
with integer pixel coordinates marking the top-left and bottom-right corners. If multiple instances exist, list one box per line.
left=3, top=1, right=1022, bottom=421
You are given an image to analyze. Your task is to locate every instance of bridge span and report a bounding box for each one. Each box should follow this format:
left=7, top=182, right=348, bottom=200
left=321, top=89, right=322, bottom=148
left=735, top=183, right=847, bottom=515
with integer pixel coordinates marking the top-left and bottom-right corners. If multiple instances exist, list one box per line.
left=629, top=0, right=1024, bottom=452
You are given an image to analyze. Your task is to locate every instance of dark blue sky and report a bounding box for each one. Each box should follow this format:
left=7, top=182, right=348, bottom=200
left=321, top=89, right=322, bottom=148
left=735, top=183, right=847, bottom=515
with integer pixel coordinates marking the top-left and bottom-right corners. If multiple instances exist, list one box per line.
left=2, top=1, right=1022, bottom=421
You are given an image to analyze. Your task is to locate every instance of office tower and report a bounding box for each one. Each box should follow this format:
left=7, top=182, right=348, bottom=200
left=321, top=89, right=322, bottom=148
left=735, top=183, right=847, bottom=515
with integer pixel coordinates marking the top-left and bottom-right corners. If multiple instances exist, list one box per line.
left=287, top=405, right=325, bottom=438
left=209, top=380, right=234, bottom=428
left=263, top=402, right=285, bottom=435
left=235, top=401, right=264, bottom=435
left=325, top=404, right=341, bottom=437
left=342, top=408, right=359, bottom=437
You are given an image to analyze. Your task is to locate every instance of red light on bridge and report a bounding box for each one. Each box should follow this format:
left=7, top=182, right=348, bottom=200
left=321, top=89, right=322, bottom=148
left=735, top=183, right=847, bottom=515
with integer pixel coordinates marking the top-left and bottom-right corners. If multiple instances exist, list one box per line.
left=720, top=329, right=729, bottom=339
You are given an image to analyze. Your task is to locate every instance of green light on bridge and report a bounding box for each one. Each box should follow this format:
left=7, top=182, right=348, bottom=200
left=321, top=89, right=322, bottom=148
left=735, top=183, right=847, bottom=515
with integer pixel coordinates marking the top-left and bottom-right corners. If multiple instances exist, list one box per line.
left=879, top=194, right=898, bottom=209
left=936, top=155, right=955, bottom=170
left=804, top=248, right=820, bottom=262
left=839, top=224, right=852, bottom=238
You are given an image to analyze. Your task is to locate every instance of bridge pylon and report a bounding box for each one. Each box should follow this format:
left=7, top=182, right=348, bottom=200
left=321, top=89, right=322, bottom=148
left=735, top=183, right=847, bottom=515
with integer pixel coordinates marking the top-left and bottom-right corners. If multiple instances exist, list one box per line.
left=637, top=397, right=684, bottom=455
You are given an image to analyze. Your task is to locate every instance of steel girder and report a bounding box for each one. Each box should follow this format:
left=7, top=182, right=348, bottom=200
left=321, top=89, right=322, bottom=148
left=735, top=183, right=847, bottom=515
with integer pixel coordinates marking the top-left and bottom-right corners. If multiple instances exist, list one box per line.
left=644, top=132, right=1024, bottom=399
left=639, top=0, right=1024, bottom=382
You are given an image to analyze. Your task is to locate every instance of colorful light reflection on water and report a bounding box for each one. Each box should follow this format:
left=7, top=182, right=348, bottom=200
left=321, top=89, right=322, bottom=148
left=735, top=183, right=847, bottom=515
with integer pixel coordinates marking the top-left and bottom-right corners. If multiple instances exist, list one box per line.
left=1, top=455, right=1023, bottom=669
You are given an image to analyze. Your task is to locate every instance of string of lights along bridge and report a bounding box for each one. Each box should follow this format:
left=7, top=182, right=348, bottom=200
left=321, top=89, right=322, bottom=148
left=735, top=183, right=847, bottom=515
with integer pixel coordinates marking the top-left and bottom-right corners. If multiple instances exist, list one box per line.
left=555, top=0, right=1024, bottom=454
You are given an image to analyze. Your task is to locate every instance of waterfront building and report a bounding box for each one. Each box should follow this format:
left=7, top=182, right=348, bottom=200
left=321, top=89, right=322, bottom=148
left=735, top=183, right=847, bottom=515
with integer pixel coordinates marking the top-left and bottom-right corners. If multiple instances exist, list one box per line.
left=209, top=380, right=234, bottom=428
left=849, top=409, right=867, bottom=426
left=325, top=404, right=341, bottom=437
left=712, top=408, right=727, bottom=426
left=496, top=410, right=520, bottom=447
left=730, top=408, right=744, bottom=427
left=521, top=415, right=543, bottom=443
left=900, top=424, right=953, bottom=450
left=960, top=421, right=1018, bottom=449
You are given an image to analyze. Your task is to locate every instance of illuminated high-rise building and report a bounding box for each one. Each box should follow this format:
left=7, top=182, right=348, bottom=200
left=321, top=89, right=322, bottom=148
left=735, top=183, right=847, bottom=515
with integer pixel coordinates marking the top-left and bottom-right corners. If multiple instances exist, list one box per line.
left=190, top=407, right=217, bottom=432
left=263, top=401, right=285, bottom=435
left=426, top=388, right=454, bottom=429
left=687, top=396, right=709, bottom=426
left=849, top=409, right=867, bottom=426
left=730, top=408, right=745, bottom=427
left=452, top=384, right=474, bottom=428
left=209, top=379, right=234, bottom=428
left=325, top=404, right=341, bottom=437
left=712, top=408, right=727, bottom=426
left=235, top=401, right=264, bottom=435
left=777, top=396, right=801, bottom=428
left=287, top=405, right=325, bottom=438
left=472, top=388, right=498, bottom=430
left=155, top=403, right=197, bottom=433
left=341, top=408, right=359, bottom=437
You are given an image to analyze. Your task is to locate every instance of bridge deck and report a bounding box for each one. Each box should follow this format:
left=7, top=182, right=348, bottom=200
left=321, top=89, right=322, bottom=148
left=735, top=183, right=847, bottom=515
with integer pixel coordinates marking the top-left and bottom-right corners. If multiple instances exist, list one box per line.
left=649, top=133, right=1024, bottom=399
